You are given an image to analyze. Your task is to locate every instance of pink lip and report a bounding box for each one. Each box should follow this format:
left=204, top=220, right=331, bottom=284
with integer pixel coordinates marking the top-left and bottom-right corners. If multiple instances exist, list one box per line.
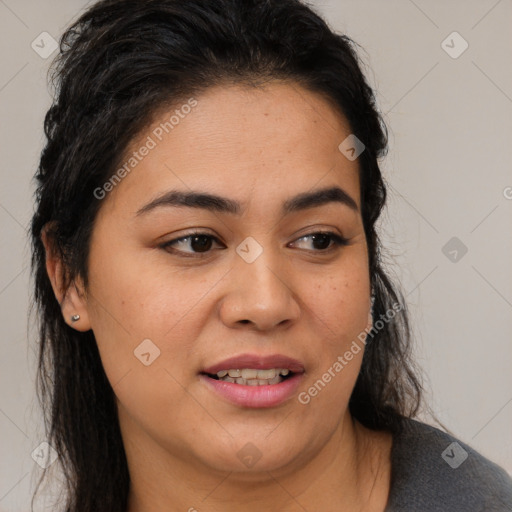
left=199, top=372, right=304, bottom=408
left=202, top=353, right=305, bottom=374
left=200, top=353, right=305, bottom=408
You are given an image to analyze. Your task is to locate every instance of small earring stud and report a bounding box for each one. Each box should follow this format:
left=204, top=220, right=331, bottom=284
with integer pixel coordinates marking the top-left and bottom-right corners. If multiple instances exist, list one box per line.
left=71, top=314, right=80, bottom=322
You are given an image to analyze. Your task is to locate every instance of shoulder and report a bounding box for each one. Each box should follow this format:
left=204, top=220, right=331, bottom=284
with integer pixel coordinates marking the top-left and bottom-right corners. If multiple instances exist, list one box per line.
left=385, top=417, right=512, bottom=512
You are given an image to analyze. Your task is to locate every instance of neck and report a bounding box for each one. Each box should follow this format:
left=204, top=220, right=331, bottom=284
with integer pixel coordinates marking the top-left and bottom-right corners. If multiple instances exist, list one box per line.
left=123, top=410, right=392, bottom=512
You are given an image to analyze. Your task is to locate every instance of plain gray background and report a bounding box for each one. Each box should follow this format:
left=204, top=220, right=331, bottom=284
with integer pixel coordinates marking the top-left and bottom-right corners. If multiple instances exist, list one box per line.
left=1, top=0, right=511, bottom=509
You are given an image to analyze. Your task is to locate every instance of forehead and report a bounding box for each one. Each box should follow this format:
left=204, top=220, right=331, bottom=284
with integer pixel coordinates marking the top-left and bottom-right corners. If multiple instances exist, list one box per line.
left=98, top=81, right=360, bottom=218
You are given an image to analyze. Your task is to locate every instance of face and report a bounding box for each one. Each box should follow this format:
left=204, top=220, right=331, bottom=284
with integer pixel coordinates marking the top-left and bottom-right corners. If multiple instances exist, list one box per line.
left=76, top=82, right=371, bottom=476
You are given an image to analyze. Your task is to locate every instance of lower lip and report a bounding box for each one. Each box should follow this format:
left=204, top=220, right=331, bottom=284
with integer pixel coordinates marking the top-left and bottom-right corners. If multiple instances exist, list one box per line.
left=200, top=373, right=304, bottom=408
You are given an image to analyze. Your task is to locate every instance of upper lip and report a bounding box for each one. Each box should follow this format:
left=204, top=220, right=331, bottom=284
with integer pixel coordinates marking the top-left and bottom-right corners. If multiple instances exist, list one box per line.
left=202, top=353, right=305, bottom=374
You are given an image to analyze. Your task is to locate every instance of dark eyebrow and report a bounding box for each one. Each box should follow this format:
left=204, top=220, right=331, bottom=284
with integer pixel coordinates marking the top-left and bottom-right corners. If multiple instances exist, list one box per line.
left=135, top=186, right=358, bottom=217
left=282, top=186, right=358, bottom=214
left=135, top=190, right=241, bottom=216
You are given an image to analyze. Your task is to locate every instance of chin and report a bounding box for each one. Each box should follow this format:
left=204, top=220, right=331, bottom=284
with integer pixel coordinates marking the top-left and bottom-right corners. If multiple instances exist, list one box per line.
left=192, top=435, right=302, bottom=476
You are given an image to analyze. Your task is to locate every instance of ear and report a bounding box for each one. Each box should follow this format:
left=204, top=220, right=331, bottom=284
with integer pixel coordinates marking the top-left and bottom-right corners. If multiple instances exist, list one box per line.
left=41, top=223, right=92, bottom=332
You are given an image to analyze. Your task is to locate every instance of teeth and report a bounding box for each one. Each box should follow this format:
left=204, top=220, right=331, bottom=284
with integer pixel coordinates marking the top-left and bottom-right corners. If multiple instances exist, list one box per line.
left=213, top=368, right=292, bottom=385
left=241, top=369, right=257, bottom=379
left=258, top=369, right=276, bottom=379
left=268, top=375, right=281, bottom=385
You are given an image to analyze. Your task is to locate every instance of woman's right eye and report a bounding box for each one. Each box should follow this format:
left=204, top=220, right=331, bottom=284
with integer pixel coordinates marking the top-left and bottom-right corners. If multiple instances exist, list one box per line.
left=159, top=233, right=225, bottom=257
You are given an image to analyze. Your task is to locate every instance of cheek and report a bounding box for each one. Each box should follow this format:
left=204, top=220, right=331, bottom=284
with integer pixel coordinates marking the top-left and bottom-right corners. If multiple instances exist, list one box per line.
left=305, top=259, right=370, bottom=345
left=298, top=276, right=369, bottom=415
left=87, top=238, right=221, bottom=338
left=86, top=265, right=216, bottom=448
left=85, top=252, right=216, bottom=391
left=296, top=252, right=370, bottom=404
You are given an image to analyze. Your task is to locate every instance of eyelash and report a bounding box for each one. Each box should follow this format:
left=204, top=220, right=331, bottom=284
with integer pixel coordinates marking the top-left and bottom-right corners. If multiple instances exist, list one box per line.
left=159, top=230, right=349, bottom=258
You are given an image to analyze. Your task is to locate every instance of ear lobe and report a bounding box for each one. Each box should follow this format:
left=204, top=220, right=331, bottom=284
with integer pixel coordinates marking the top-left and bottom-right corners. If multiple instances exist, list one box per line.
left=41, top=223, right=92, bottom=332
left=61, top=281, right=91, bottom=332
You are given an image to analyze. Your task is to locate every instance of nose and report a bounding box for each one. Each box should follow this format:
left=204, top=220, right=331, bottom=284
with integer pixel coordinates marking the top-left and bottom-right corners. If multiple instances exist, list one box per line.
left=219, top=249, right=301, bottom=331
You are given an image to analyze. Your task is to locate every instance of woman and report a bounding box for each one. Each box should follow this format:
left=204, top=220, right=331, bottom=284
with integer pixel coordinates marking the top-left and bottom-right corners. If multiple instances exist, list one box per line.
left=30, top=0, right=512, bottom=510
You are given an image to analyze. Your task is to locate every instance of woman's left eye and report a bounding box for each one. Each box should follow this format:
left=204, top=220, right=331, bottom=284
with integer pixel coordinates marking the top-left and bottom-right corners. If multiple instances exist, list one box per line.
left=289, top=232, right=348, bottom=252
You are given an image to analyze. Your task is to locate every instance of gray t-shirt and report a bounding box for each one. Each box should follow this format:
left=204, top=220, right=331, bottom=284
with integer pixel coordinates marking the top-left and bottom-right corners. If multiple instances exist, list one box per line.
left=385, top=418, right=512, bottom=511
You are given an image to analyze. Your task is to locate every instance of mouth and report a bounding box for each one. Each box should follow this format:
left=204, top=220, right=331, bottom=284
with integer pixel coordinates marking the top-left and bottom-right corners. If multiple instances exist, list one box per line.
left=202, top=367, right=295, bottom=386
left=200, top=354, right=305, bottom=408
